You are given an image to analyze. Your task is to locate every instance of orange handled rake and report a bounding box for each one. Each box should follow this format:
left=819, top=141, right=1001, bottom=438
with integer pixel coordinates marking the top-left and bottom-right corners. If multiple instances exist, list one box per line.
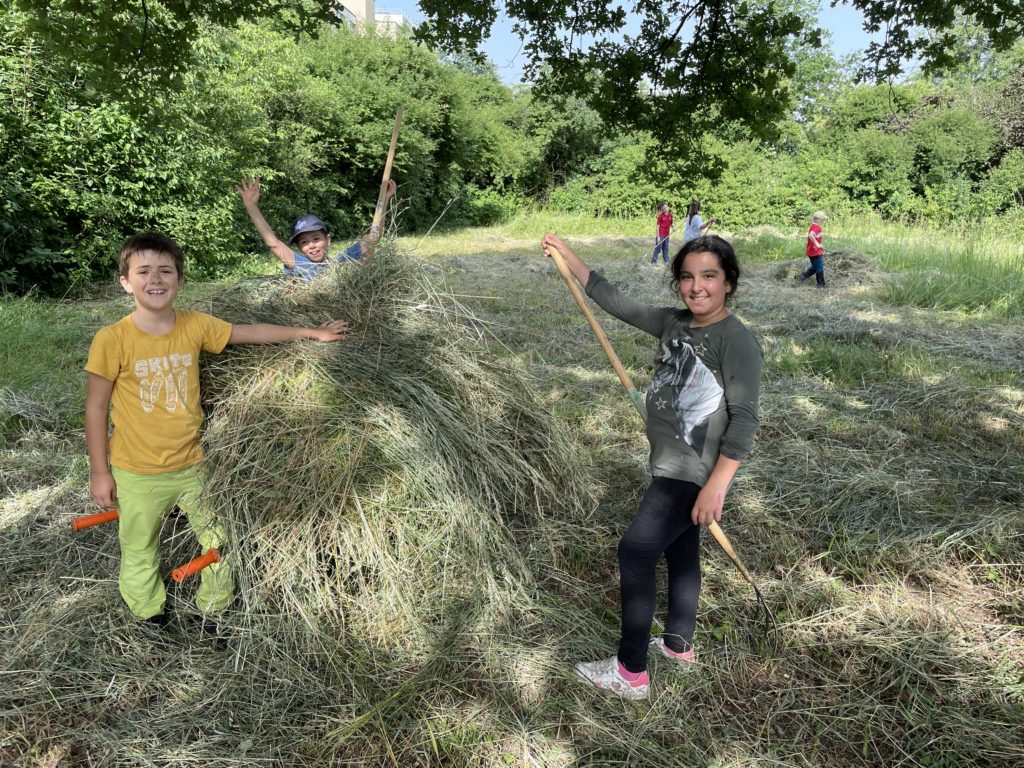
left=546, top=242, right=779, bottom=651
left=171, top=548, right=221, bottom=583
left=71, top=509, right=119, bottom=532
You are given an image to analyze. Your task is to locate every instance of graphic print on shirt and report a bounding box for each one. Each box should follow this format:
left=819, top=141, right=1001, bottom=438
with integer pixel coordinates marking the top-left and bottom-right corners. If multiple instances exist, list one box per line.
left=648, top=337, right=723, bottom=455
left=134, top=354, right=193, bottom=414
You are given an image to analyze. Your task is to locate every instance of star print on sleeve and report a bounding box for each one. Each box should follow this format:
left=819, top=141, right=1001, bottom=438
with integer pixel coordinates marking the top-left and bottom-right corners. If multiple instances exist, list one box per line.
left=655, top=397, right=669, bottom=410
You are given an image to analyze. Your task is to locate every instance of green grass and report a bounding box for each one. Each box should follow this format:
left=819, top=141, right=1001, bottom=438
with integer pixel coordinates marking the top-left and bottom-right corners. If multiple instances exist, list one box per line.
left=827, top=218, right=1024, bottom=318
left=408, top=211, right=1024, bottom=321
left=1, top=220, right=1023, bottom=767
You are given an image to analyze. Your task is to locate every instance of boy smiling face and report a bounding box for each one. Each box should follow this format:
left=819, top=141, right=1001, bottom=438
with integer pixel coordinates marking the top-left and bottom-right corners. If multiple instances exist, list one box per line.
left=119, top=249, right=183, bottom=314
left=294, top=230, right=331, bottom=262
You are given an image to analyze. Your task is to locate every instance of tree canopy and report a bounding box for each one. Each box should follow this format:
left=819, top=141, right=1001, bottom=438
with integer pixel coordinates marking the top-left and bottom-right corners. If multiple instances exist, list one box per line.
left=414, top=1, right=1024, bottom=170
left=11, top=0, right=341, bottom=91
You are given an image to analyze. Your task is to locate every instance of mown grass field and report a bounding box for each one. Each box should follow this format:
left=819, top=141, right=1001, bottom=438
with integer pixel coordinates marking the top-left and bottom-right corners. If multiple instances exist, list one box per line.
left=1, top=217, right=1022, bottom=767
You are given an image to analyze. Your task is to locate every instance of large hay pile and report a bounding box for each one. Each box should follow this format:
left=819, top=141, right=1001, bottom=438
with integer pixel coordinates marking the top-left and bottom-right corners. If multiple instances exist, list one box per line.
left=197, top=248, right=596, bottom=657
left=0, top=246, right=604, bottom=766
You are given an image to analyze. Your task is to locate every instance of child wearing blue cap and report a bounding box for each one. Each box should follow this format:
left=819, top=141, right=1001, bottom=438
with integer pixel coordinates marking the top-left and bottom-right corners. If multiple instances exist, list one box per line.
left=237, top=177, right=396, bottom=280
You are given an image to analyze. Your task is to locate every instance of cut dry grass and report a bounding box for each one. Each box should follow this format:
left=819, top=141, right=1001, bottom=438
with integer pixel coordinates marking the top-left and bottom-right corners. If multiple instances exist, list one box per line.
left=1, top=232, right=1022, bottom=767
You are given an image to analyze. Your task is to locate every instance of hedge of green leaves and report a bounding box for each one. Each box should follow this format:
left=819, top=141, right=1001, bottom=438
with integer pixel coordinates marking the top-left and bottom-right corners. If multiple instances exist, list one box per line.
left=0, top=15, right=574, bottom=293
left=2, top=8, right=1023, bottom=295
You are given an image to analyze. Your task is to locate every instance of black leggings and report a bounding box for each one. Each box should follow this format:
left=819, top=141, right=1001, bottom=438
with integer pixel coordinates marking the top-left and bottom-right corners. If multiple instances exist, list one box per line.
left=617, top=476, right=701, bottom=673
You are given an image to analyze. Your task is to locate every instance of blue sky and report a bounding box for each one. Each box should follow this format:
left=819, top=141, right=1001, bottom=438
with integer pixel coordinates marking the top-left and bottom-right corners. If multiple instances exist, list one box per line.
left=378, top=1, right=881, bottom=85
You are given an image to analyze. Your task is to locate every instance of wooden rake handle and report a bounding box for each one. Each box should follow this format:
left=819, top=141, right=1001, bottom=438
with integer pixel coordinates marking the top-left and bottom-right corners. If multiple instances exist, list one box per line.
left=546, top=244, right=647, bottom=419
left=545, top=242, right=756, bottom=590
left=370, top=105, right=403, bottom=238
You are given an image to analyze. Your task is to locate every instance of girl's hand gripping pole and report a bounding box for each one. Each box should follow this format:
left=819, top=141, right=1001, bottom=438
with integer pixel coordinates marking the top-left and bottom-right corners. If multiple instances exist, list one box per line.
left=171, top=548, right=221, bottom=583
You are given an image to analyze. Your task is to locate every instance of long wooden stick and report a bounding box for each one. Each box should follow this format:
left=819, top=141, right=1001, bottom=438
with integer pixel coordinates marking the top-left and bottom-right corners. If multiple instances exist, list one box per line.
left=549, top=247, right=648, bottom=418
left=370, top=105, right=403, bottom=239
left=546, top=242, right=757, bottom=589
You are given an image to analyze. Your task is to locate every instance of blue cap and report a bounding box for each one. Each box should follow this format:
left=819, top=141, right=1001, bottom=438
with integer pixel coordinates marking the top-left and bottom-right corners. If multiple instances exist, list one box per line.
left=289, top=214, right=329, bottom=244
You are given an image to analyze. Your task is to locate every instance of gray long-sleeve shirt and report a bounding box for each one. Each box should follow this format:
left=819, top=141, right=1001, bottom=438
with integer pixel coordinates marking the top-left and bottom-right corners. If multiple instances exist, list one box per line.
left=586, top=270, right=762, bottom=485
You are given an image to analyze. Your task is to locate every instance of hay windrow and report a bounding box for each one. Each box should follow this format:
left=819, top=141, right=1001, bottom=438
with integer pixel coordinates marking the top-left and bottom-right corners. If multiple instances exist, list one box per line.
left=3, top=236, right=1023, bottom=766
left=197, top=245, right=597, bottom=664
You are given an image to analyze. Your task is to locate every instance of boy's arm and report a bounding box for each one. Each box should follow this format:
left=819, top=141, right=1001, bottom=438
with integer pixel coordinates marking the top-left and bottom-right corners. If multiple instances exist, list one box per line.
left=228, top=319, right=350, bottom=345
left=85, top=373, right=117, bottom=509
left=236, top=178, right=297, bottom=269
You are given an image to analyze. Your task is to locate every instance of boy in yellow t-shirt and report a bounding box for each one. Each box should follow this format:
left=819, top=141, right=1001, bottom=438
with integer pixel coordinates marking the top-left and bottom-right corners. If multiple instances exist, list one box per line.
left=85, top=232, right=348, bottom=632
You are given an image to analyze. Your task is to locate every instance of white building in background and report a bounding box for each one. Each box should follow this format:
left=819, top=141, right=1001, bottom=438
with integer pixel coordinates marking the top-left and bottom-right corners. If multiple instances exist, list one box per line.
left=337, top=1, right=408, bottom=38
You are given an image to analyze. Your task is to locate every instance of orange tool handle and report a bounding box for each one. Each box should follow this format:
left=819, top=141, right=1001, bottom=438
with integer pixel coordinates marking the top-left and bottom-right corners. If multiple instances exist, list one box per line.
left=71, top=509, right=119, bottom=532
left=171, top=548, right=221, bottom=583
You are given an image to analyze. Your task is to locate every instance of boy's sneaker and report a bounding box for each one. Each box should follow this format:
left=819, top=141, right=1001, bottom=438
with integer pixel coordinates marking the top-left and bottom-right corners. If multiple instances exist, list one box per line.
left=188, top=614, right=228, bottom=650
left=143, top=613, right=169, bottom=628
left=573, top=656, right=649, bottom=700
left=649, top=636, right=697, bottom=663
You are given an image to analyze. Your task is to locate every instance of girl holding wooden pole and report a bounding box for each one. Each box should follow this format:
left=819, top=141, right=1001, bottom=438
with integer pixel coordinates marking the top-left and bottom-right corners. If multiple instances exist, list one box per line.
left=541, top=233, right=762, bottom=701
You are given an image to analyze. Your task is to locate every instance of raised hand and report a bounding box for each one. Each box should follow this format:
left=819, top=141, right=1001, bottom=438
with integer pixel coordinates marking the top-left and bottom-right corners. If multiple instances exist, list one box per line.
left=235, top=177, right=262, bottom=207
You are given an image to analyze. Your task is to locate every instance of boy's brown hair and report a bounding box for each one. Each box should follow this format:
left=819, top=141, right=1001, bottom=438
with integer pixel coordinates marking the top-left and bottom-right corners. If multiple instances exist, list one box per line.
left=117, top=233, right=185, bottom=278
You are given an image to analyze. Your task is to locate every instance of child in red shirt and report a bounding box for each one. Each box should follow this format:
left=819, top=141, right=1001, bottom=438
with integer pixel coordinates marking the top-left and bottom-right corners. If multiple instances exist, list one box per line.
left=796, top=211, right=826, bottom=288
left=650, top=203, right=674, bottom=264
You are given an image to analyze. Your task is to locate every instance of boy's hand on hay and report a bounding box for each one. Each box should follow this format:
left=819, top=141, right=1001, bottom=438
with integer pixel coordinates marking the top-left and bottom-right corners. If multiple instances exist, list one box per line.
left=90, top=469, right=117, bottom=509
left=306, top=320, right=349, bottom=342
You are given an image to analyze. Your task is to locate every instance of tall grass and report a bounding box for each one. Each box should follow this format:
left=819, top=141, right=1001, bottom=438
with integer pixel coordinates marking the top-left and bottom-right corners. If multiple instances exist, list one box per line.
left=409, top=212, right=1024, bottom=321
left=829, top=218, right=1024, bottom=318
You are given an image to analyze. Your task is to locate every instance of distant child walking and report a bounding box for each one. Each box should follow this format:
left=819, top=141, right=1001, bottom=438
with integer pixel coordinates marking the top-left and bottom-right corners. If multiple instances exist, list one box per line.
left=85, top=233, right=349, bottom=634
left=237, top=177, right=396, bottom=281
left=683, top=199, right=716, bottom=243
left=796, top=210, right=827, bottom=288
left=651, top=202, right=674, bottom=264
left=541, top=232, right=762, bottom=700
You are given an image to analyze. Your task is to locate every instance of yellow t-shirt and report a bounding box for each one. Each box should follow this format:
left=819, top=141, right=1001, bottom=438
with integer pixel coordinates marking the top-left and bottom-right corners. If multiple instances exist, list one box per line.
left=85, top=311, right=233, bottom=474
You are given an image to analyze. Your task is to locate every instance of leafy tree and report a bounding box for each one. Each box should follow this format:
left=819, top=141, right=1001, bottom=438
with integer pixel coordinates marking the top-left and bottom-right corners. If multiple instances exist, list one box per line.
left=419, top=0, right=806, bottom=174
left=0, top=17, right=554, bottom=293
left=10, top=0, right=341, bottom=92
left=856, top=0, right=1023, bottom=81
left=995, top=67, right=1024, bottom=151
left=907, top=108, right=998, bottom=189
left=819, top=82, right=918, bottom=138
left=840, top=128, right=915, bottom=214
left=414, top=1, right=1024, bottom=174
left=516, top=92, right=609, bottom=192
left=920, top=12, right=1024, bottom=86
left=977, top=148, right=1024, bottom=215
left=774, top=0, right=849, bottom=127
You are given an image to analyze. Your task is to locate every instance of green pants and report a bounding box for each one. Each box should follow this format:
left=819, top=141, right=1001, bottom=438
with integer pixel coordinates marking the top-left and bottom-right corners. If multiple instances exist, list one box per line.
left=112, top=465, right=234, bottom=619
